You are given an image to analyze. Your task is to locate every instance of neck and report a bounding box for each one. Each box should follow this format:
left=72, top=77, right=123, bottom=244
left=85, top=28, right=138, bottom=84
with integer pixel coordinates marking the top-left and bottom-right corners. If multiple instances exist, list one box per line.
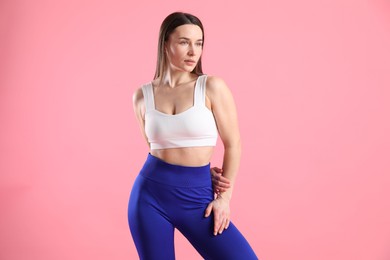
left=161, top=70, right=197, bottom=89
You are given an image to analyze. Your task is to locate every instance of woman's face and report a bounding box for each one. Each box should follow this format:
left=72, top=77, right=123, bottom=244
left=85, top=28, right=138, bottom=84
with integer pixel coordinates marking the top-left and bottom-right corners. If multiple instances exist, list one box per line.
left=165, top=24, right=203, bottom=73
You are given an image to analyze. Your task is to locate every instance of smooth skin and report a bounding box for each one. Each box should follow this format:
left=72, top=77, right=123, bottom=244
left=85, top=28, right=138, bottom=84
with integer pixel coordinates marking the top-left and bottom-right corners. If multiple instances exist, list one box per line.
left=133, top=24, right=240, bottom=236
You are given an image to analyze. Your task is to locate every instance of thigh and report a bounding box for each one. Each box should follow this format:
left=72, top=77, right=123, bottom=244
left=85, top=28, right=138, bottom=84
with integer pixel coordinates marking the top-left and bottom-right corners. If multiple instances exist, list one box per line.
left=176, top=207, right=258, bottom=260
left=128, top=175, right=175, bottom=260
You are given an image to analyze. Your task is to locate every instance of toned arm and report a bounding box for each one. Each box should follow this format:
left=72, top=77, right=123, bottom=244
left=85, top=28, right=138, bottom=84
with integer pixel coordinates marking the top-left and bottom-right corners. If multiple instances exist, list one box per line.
left=207, top=75, right=241, bottom=201
left=132, top=87, right=150, bottom=148
left=204, top=75, right=242, bottom=236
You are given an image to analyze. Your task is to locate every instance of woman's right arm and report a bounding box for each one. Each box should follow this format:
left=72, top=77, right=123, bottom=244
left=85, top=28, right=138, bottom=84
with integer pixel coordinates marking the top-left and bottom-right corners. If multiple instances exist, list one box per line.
left=132, top=87, right=150, bottom=148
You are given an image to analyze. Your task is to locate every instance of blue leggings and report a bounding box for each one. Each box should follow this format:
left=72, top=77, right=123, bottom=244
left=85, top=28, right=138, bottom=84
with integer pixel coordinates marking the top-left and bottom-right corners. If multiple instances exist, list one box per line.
left=128, top=153, right=258, bottom=260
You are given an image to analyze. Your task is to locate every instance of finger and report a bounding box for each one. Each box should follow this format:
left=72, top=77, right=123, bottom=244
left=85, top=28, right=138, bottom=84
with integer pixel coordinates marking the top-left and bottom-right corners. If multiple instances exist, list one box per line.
left=204, top=203, right=213, bottom=218
left=218, top=217, right=225, bottom=234
left=219, top=175, right=231, bottom=185
left=216, top=180, right=231, bottom=188
left=213, top=182, right=230, bottom=192
left=215, top=167, right=223, bottom=173
left=212, top=182, right=222, bottom=191
left=211, top=174, right=221, bottom=182
left=211, top=167, right=223, bottom=174
left=211, top=178, right=219, bottom=186
left=214, top=213, right=221, bottom=236
left=212, top=176, right=230, bottom=187
left=212, top=176, right=231, bottom=188
left=224, top=218, right=230, bottom=229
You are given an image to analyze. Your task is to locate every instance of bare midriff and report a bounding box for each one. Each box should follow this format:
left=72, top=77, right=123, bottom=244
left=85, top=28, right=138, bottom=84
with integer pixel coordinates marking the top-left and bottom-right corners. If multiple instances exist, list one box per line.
left=150, top=146, right=214, bottom=167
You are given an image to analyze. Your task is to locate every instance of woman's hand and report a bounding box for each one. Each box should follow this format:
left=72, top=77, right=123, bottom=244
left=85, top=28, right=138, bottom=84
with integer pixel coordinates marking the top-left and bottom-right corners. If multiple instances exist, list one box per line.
left=210, top=167, right=231, bottom=194
left=204, top=195, right=230, bottom=236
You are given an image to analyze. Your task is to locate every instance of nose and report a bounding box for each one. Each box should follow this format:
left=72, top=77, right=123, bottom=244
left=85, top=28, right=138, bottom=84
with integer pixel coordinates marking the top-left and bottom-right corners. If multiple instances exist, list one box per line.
left=188, top=48, right=195, bottom=56
left=188, top=43, right=197, bottom=56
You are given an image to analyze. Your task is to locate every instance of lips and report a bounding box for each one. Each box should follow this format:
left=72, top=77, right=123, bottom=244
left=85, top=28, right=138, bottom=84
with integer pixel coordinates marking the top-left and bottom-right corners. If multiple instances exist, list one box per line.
left=184, top=59, right=196, bottom=63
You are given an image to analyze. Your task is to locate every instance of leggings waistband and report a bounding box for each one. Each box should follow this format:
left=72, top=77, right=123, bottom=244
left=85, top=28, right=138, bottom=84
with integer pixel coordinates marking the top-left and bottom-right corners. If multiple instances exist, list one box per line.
left=139, top=153, right=212, bottom=188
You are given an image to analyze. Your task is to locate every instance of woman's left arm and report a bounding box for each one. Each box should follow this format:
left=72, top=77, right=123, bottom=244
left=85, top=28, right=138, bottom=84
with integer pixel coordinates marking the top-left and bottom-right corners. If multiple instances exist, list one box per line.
left=204, top=76, right=241, bottom=235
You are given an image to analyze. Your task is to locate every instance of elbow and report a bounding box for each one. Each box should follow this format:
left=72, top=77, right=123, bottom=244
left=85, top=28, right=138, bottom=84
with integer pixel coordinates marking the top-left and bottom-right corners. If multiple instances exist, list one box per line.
left=223, top=138, right=241, bottom=151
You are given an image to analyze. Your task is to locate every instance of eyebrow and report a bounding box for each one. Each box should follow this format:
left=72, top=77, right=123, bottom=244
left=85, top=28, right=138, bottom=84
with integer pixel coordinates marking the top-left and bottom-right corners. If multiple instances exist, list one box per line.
left=178, top=37, right=203, bottom=42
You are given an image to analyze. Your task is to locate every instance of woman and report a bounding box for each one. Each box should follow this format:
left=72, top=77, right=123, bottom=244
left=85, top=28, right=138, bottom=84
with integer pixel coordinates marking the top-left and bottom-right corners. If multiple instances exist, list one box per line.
left=128, top=11, right=258, bottom=260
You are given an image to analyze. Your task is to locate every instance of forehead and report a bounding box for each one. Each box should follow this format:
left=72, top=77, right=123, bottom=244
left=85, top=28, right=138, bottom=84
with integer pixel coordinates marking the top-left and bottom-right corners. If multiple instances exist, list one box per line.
left=170, top=24, right=203, bottom=40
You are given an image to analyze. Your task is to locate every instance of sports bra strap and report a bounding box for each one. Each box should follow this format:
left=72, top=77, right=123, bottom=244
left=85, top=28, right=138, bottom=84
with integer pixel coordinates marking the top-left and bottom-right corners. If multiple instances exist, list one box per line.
left=142, top=74, right=207, bottom=111
left=141, top=84, right=155, bottom=112
left=194, top=74, right=208, bottom=107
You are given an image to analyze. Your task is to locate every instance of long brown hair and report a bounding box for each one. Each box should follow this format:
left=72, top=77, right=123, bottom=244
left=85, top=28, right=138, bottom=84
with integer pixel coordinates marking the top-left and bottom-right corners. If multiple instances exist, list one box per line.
left=153, top=12, right=204, bottom=80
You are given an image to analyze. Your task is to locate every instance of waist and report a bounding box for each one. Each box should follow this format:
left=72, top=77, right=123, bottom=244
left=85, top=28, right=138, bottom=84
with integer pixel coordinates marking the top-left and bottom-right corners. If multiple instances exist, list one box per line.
left=140, top=153, right=212, bottom=187
left=150, top=146, right=213, bottom=166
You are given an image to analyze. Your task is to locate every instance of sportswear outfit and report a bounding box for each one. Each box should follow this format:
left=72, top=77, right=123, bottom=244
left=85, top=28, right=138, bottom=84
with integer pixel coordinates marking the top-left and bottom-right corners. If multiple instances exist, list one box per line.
left=127, top=74, right=258, bottom=259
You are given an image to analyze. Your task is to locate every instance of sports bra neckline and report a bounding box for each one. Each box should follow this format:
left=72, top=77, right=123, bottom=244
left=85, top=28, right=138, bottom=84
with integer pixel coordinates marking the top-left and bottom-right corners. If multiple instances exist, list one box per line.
left=147, top=75, right=203, bottom=117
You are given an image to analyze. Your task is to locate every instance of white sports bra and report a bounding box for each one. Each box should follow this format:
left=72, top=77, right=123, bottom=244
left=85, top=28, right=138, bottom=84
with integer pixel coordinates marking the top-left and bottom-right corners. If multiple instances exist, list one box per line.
left=142, top=74, right=218, bottom=150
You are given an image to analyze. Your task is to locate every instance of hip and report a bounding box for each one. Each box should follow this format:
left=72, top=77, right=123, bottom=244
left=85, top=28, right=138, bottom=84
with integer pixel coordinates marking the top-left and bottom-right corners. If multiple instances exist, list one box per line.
left=130, top=153, right=214, bottom=209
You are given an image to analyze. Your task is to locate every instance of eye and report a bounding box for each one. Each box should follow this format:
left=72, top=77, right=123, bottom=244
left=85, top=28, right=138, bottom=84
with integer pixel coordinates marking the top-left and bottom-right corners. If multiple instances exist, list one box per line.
left=180, top=41, right=188, bottom=45
left=196, top=42, right=203, bottom=47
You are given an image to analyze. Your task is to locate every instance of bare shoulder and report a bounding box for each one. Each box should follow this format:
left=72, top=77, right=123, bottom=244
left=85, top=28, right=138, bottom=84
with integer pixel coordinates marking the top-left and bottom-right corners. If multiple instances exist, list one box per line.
left=205, top=75, right=232, bottom=99
left=132, top=86, right=144, bottom=106
left=206, top=75, right=228, bottom=90
left=132, top=85, right=147, bottom=120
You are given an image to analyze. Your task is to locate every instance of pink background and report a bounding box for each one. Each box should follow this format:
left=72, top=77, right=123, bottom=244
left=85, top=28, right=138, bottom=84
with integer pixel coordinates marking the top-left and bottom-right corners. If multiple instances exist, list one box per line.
left=1, top=0, right=390, bottom=259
